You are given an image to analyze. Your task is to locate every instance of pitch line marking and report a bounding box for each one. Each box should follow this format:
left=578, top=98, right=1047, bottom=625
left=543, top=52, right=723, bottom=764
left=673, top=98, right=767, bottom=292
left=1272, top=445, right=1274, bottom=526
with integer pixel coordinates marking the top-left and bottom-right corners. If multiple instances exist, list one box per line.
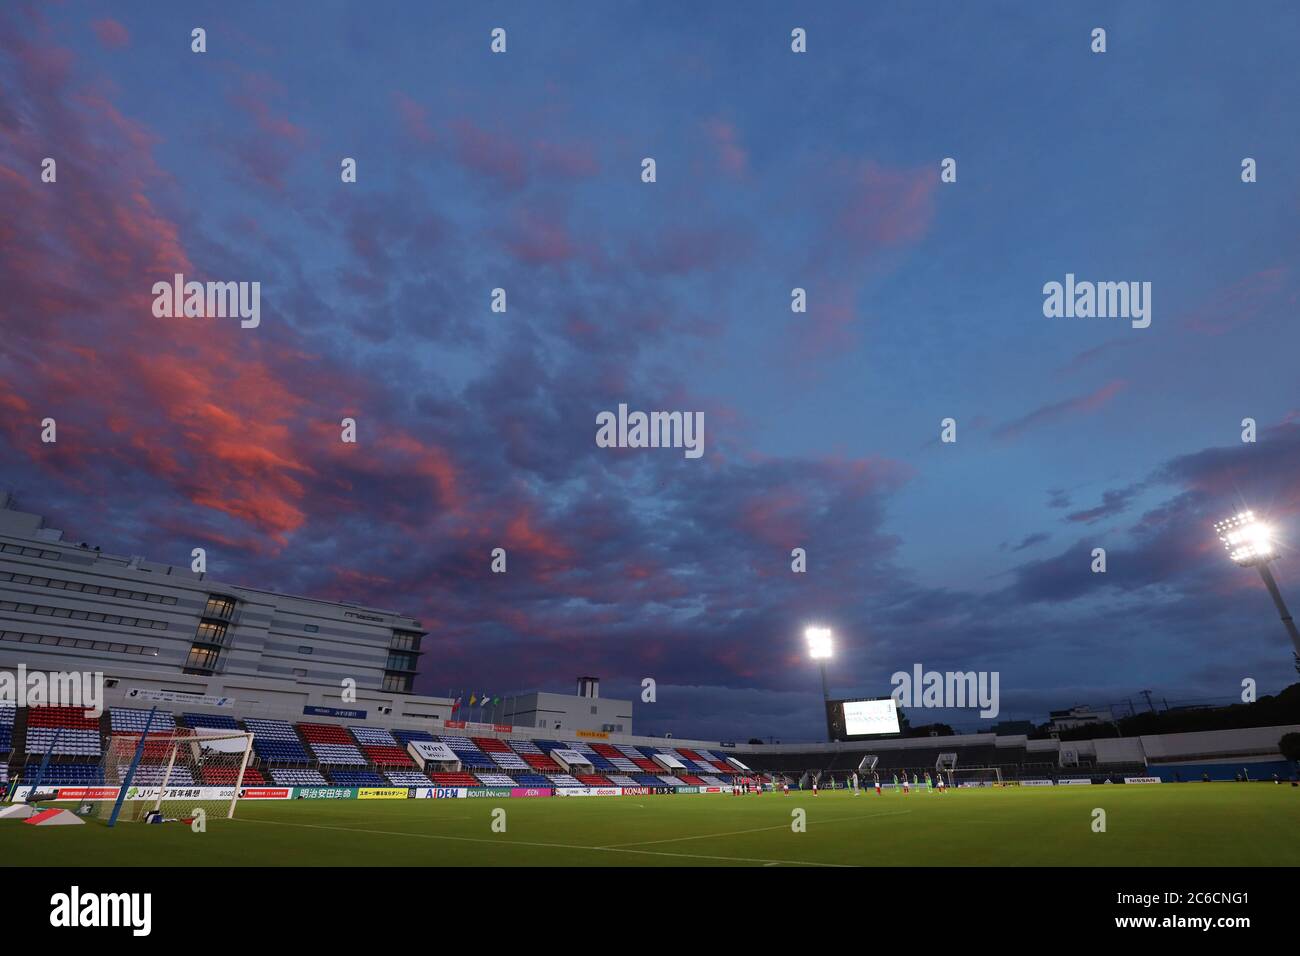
left=599, top=808, right=912, bottom=849
left=232, top=817, right=852, bottom=867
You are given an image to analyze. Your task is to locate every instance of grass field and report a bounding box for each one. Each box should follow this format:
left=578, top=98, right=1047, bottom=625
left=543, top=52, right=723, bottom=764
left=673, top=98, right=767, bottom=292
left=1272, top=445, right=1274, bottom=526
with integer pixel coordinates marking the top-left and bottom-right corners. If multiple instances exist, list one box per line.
left=4, top=784, right=1299, bottom=866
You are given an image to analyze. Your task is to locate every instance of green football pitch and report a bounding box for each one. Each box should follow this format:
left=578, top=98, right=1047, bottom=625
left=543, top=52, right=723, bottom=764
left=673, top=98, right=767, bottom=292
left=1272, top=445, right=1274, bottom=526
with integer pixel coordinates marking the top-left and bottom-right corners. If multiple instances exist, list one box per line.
left=3, top=784, right=1298, bottom=867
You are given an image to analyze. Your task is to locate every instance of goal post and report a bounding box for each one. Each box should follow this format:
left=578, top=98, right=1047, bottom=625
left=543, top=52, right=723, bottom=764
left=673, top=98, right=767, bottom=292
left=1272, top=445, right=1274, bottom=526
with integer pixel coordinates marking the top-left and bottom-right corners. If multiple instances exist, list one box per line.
left=947, top=767, right=1003, bottom=788
left=97, top=730, right=255, bottom=824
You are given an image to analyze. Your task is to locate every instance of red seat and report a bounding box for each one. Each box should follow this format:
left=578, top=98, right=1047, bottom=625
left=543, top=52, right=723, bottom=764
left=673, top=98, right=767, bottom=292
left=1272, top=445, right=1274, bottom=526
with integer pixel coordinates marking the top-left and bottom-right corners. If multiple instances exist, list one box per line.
left=473, top=737, right=512, bottom=753
left=524, top=753, right=562, bottom=773
left=296, top=722, right=351, bottom=744
left=364, top=745, right=415, bottom=768
left=429, top=772, right=480, bottom=787
left=576, top=774, right=613, bottom=786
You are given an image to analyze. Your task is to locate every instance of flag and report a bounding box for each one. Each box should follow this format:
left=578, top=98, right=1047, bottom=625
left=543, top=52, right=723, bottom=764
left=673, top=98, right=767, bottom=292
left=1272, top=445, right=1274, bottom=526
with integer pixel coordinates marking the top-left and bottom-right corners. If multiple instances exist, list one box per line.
left=469, top=693, right=477, bottom=706
left=451, top=697, right=460, bottom=713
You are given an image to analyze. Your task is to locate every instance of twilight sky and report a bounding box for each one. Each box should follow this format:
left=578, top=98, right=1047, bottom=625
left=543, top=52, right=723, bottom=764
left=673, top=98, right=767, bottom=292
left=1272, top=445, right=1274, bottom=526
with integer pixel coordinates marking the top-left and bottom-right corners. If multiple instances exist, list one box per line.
left=2, top=2, right=1298, bottom=741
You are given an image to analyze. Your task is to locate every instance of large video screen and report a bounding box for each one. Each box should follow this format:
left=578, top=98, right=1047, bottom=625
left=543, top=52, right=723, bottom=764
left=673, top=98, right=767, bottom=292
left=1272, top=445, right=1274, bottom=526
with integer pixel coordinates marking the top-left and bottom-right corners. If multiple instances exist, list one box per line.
left=841, top=697, right=901, bottom=737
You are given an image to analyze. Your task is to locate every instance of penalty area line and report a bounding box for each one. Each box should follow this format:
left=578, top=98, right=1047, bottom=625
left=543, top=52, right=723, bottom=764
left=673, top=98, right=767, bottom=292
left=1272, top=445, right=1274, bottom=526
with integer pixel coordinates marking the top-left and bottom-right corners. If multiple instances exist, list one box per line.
left=231, top=817, right=852, bottom=867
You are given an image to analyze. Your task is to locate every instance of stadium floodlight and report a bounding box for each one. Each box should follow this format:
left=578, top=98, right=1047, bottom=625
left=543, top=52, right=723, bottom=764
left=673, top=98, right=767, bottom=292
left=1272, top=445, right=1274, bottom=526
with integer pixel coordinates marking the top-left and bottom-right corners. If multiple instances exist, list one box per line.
left=805, top=627, right=833, bottom=660
left=1214, top=510, right=1300, bottom=662
left=1214, top=511, right=1274, bottom=566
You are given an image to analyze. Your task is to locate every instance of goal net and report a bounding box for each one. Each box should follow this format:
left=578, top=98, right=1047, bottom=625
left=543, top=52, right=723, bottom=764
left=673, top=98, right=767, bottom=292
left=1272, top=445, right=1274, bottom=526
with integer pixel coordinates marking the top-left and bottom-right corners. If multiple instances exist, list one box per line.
left=946, top=767, right=1003, bottom=788
left=93, top=729, right=254, bottom=824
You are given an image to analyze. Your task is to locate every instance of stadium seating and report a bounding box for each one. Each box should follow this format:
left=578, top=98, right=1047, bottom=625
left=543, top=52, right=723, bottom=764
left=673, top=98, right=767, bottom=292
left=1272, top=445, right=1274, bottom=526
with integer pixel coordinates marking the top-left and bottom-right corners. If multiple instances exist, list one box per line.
left=385, top=770, right=434, bottom=786
left=130, top=765, right=197, bottom=786
left=202, top=765, right=266, bottom=786
left=308, top=742, right=368, bottom=766
left=476, top=737, right=530, bottom=770
left=605, top=774, right=639, bottom=787
left=523, top=752, right=563, bottom=773
left=362, top=745, right=416, bottom=768
left=632, top=773, right=665, bottom=787
left=438, top=736, right=497, bottom=770
left=0, top=703, right=14, bottom=754
left=428, top=771, right=481, bottom=787
left=475, top=772, right=518, bottom=787
left=392, top=729, right=435, bottom=745
left=510, top=773, right=552, bottom=787
left=269, top=768, right=329, bottom=786
left=546, top=773, right=583, bottom=787
left=24, top=706, right=102, bottom=758
left=21, top=762, right=104, bottom=784
left=351, top=726, right=400, bottom=747
left=327, top=769, right=386, bottom=786
left=244, top=718, right=310, bottom=764
left=563, top=740, right=618, bottom=770
left=297, top=722, right=353, bottom=744
left=109, top=706, right=177, bottom=736
left=181, top=712, right=241, bottom=731
left=576, top=774, right=614, bottom=786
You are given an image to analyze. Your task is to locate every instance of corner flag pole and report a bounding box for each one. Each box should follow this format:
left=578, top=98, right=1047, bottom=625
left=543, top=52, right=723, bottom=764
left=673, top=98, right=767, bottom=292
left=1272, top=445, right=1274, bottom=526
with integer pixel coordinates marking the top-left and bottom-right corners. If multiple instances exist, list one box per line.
left=107, top=705, right=157, bottom=828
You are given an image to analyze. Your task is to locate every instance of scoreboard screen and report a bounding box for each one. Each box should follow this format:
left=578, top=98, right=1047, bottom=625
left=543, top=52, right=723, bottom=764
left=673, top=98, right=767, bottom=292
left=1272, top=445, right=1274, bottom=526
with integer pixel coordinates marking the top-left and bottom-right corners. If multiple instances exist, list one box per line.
left=825, top=696, right=901, bottom=740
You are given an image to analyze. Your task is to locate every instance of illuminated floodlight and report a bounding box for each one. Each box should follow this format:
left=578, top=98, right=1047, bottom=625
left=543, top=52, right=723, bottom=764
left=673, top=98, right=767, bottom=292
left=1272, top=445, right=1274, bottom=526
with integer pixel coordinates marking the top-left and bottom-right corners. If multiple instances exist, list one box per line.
left=1213, top=510, right=1274, bottom=567
left=805, top=627, right=833, bottom=660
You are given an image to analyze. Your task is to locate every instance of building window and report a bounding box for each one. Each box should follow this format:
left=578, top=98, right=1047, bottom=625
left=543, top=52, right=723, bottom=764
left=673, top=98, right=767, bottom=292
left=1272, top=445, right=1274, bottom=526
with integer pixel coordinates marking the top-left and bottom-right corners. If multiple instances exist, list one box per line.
left=183, top=645, right=221, bottom=673
left=293, top=668, right=308, bottom=678
left=304, top=624, right=319, bottom=633
left=385, top=651, right=418, bottom=672
left=298, top=646, right=313, bottom=655
left=389, top=629, right=422, bottom=652
left=193, top=621, right=227, bottom=646
left=382, top=673, right=412, bottom=693
left=202, top=595, right=236, bottom=620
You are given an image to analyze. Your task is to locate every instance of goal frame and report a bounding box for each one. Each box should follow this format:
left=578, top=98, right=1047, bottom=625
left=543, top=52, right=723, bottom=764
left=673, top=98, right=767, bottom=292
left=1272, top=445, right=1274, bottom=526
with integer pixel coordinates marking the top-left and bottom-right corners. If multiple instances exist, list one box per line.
left=104, top=729, right=254, bottom=824
left=945, top=766, right=1003, bottom=788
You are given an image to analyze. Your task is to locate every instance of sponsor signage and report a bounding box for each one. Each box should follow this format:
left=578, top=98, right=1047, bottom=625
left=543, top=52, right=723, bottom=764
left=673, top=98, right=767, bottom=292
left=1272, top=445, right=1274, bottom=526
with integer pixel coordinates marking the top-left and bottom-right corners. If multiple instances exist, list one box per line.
left=126, top=687, right=233, bottom=707
left=465, top=788, right=512, bottom=798
left=557, top=787, right=622, bottom=797
left=1124, top=776, right=1162, bottom=784
left=510, top=787, right=552, bottom=798
left=675, top=786, right=700, bottom=794
left=357, top=787, right=408, bottom=800
left=409, top=787, right=465, bottom=799
left=620, top=787, right=650, bottom=796
left=409, top=740, right=459, bottom=765
left=295, top=787, right=357, bottom=800
left=1057, top=778, right=1093, bottom=786
left=10, top=786, right=119, bottom=802
left=444, top=720, right=466, bottom=729
left=303, top=705, right=366, bottom=720
left=238, top=787, right=293, bottom=800
left=575, top=730, right=609, bottom=740
left=1020, top=779, right=1055, bottom=787
left=493, top=724, right=513, bottom=733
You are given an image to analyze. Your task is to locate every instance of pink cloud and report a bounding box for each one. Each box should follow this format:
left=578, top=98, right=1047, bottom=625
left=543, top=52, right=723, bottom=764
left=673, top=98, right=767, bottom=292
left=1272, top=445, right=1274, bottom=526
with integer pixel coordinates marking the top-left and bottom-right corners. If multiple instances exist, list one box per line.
left=91, top=19, right=130, bottom=49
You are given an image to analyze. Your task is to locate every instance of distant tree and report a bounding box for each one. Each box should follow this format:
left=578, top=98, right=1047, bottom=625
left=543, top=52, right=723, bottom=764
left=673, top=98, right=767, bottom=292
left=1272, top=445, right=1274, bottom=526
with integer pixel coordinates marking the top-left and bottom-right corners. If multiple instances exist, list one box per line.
left=1279, top=733, right=1300, bottom=764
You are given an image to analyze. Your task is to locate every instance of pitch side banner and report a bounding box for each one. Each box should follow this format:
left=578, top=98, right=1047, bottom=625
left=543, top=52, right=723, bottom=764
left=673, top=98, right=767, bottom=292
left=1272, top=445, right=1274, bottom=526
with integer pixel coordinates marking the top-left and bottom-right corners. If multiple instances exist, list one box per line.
left=1057, top=778, right=1093, bottom=785
left=557, top=787, right=622, bottom=797
left=408, top=786, right=466, bottom=799
left=1020, top=779, right=1056, bottom=786
left=357, top=787, right=408, bottom=799
left=1124, top=776, right=1163, bottom=784
left=9, top=785, right=292, bottom=801
left=510, top=787, right=552, bottom=798
left=465, top=787, right=512, bottom=798
left=295, top=787, right=358, bottom=799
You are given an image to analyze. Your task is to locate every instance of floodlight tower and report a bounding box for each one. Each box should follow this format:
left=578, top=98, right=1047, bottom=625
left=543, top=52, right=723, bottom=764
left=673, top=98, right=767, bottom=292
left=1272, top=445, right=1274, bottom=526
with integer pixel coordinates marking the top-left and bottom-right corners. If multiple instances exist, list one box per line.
left=1214, top=511, right=1300, bottom=663
left=805, top=627, right=833, bottom=701
left=805, top=627, right=834, bottom=742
